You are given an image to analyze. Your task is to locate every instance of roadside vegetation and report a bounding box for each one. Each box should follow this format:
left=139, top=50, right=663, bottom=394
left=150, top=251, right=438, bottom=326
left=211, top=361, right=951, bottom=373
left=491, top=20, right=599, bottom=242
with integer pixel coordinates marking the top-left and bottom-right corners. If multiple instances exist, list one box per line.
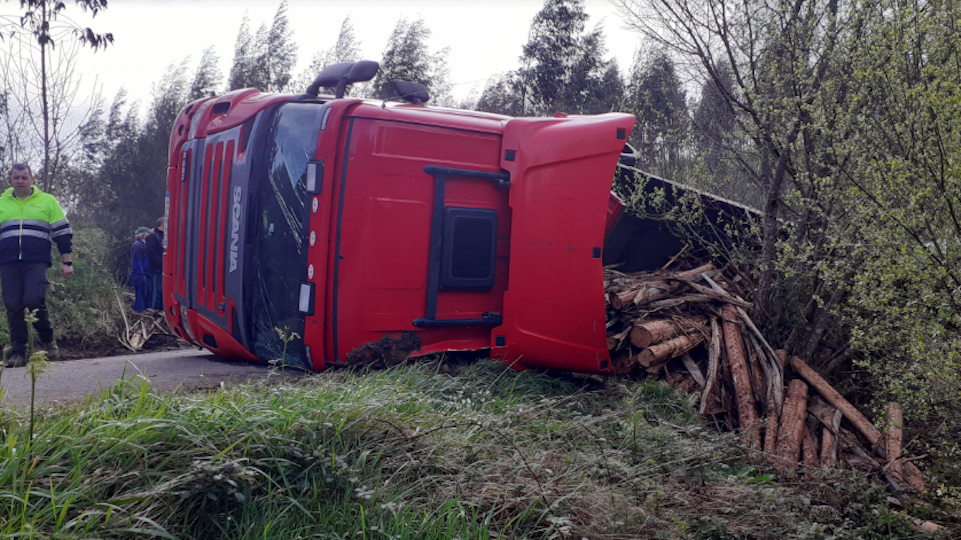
left=1, top=359, right=951, bottom=539
left=0, top=227, right=144, bottom=359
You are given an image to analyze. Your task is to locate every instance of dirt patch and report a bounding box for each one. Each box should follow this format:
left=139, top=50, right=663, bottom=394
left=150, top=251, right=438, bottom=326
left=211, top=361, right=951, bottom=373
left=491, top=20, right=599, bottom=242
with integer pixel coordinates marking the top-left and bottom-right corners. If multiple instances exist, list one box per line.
left=345, top=331, right=423, bottom=368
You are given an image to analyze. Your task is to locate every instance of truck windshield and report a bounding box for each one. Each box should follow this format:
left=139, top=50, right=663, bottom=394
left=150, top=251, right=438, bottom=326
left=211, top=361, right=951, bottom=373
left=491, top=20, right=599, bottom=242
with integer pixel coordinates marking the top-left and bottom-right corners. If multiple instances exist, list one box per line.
left=247, top=102, right=322, bottom=367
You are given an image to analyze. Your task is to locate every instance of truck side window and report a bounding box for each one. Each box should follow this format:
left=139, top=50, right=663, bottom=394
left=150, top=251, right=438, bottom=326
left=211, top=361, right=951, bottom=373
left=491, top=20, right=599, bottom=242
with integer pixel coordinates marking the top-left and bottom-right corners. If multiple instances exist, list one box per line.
left=440, top=207, right=497, bottom=290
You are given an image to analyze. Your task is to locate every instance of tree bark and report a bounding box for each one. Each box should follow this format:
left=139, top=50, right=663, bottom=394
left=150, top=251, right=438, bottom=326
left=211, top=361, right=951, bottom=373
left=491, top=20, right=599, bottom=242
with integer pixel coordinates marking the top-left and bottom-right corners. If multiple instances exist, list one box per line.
left=885, top=402, right=905, bottom=487
left=763, top=409, right=780, bottom=457
left=630, top=317, right=706, bottom=348
left=774, top=379, right=809, bottom=471
left=802, top=424, right=820, bottom=470
left=722, top=305, right=761, bottom=449
left=699, top=318, right=722, bottom=416
left=789, top=356, right=884, bottom=447
left=637, top=333, right=704, bottom=367
left=819, top=409, right=842, bottom=468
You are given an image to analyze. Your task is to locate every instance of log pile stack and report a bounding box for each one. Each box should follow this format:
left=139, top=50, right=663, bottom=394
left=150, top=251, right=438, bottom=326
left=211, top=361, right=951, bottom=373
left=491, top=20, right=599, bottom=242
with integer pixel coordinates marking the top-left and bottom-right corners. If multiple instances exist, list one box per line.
left=605, top=264, right=927, bottom=493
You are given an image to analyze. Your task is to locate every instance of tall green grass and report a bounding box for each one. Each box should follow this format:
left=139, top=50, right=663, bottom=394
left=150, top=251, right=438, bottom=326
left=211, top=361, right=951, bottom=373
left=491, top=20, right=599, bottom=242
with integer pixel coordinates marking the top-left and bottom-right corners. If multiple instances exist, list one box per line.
left=0, top=359, right=934, bottom=539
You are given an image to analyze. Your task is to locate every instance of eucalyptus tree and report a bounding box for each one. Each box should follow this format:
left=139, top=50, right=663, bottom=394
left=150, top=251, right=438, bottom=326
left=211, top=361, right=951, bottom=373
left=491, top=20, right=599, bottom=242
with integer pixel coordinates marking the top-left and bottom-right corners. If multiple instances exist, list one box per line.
left=190, top=46, right=223, bottom=100
left=228, top=2, right=297, bottom=92
left=622, top=52, right=688, bottom=177
left=515, top=0, right=620, bottom=116
left=227, top=14, right=254, bottom=91
left=255, top=0, right=297, bottom=92
left=475, top=73, right=525, bottom=116
left=372, top=18, right=453, bottom=107
left=689, top=62, right=746, bottom=202
left=295, top=16, right=363, bottom=94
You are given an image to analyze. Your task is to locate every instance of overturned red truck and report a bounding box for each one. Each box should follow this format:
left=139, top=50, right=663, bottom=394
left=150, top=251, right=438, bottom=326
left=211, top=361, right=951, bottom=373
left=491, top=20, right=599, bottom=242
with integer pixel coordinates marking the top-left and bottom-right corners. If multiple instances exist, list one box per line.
left=163, top=60, right=639, bottom=374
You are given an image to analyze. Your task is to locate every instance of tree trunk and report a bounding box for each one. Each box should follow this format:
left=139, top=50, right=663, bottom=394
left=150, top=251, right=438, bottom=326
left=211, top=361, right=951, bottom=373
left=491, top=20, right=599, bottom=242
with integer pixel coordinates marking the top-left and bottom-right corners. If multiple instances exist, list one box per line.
left=41, top=0, right=50, bottom=190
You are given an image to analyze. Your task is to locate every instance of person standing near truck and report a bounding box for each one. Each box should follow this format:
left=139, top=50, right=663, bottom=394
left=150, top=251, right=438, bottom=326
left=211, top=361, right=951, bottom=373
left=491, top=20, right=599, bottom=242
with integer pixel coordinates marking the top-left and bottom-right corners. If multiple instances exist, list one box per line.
left=145, top=217, right=164, bottom=310
left=130, top=227, right=151, bottom=313
left=0, top=164, right=73, bottom=367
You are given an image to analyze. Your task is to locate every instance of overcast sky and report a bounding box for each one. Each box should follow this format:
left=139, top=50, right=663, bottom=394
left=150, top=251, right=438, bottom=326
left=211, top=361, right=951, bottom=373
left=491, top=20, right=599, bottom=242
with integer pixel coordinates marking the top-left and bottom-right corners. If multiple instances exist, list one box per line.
left=2, top=0, right=645, bottom=111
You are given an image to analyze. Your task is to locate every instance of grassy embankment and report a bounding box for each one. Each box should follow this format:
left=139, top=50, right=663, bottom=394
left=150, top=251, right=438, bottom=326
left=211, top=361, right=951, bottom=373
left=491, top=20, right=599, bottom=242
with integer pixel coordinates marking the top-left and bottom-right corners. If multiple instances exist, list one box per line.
left=0, top=357, right=948, bottom=540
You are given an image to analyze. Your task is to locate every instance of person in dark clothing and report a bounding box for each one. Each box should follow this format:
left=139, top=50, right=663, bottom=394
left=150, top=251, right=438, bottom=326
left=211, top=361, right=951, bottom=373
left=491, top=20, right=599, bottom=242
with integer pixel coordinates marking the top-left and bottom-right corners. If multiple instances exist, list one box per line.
left=131, top=227, right=151, bottom=313
left=0, top=164, right=73, bottom=367
left=145, top=217, right=164, bottom=310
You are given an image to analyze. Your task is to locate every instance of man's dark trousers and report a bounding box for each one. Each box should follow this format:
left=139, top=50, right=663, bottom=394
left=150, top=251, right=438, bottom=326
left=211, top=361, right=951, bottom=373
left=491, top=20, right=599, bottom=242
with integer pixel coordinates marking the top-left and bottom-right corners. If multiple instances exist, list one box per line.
left=1, top=262, right=53, bottom=355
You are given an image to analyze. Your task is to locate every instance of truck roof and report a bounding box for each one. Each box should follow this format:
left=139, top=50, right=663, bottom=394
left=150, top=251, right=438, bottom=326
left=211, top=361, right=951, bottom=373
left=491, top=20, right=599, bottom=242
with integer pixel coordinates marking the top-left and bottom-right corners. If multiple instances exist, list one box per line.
left=181, top=88, right=516, bottom=141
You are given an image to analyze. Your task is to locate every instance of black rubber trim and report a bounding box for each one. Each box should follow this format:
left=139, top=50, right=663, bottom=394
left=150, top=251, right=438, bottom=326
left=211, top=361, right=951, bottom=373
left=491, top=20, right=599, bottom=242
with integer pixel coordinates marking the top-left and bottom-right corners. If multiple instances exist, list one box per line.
left=240, top=117, right=255, bottom=153
left=414, top=312, right=503, bottom=328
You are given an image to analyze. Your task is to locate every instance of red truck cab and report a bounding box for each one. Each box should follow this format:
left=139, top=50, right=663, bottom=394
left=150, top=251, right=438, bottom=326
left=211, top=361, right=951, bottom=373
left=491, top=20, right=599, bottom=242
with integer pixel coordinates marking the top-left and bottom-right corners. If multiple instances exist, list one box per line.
left=163, top=63, right=635, bottom=374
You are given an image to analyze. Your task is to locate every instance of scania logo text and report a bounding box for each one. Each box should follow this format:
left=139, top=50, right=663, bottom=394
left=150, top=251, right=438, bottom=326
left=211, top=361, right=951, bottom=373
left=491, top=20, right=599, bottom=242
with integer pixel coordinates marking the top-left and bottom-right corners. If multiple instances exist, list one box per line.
left=229, top=185, right=242, bottom=272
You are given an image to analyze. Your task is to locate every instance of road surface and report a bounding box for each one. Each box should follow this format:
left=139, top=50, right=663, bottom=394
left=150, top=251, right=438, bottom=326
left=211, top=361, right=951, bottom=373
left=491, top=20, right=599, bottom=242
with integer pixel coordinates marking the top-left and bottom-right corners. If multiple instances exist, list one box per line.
left=0, top=348, right=303, bottom=408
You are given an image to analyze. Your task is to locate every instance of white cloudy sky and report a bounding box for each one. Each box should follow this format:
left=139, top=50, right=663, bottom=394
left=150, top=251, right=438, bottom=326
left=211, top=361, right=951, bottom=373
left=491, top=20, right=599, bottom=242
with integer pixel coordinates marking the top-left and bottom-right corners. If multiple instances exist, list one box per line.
left=2, top=0, right=645, bottom=109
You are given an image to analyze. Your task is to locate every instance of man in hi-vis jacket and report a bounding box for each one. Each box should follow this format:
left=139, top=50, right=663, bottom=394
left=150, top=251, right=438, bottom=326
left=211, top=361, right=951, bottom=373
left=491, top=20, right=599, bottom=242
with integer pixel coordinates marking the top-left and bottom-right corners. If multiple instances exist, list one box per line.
left=0, top=164, right=73, bottom=367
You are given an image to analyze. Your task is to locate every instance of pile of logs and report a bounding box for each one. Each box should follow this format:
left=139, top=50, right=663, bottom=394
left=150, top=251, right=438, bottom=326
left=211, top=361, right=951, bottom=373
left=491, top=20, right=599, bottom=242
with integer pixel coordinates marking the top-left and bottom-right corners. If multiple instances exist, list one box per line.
left=605, top=264, right=927, bottom=493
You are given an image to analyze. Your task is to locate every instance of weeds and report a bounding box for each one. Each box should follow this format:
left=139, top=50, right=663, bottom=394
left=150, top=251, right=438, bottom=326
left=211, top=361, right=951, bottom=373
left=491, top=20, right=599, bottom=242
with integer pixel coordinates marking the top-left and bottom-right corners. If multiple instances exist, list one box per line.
left=0, top=360, right=950, bottom=539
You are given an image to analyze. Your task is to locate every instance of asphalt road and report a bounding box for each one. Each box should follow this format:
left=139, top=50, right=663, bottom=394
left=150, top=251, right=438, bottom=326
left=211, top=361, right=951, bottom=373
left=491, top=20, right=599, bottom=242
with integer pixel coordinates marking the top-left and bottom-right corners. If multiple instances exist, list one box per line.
left=0, top=348, right=302, bottom=408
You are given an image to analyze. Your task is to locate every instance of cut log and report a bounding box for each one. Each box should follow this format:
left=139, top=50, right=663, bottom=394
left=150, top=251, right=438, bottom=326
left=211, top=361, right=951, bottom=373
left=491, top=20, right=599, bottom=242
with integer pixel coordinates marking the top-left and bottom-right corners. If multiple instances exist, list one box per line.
left=789, top=357, right=884, bottom=448
left=743, top=332, right=768, bottom=410
left=903, top=462, right=926, bottom=493
left=699, top=318, right=722, bottom=416
left=630, top=317, right=706, bottom=348
left=703, top=274, right=784, bottom=410
left=722, top=305, right=761, bottom=450
left=637, top=333, right=704, bottom=367
left=819, top=409, right=842, bottom=468
left=763, top=409, right=780, bottom=457
left=748, top=334, right=774, bottom=406
left=774, top=379, right=809, bottom=471
left=885, top=402, right=905, bottom=488
left=802, top=424, right=820, bottom=470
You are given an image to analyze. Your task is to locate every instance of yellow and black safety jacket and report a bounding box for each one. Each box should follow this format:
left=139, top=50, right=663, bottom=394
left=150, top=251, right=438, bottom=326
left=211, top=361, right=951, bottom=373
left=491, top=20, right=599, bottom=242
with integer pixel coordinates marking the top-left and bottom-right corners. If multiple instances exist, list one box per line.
left=0, top=186, right=73, bottom=266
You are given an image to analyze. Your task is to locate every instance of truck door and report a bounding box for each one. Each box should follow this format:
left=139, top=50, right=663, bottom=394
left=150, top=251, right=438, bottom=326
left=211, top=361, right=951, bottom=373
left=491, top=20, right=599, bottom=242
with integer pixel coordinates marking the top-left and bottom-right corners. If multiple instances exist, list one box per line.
left=327, top=116, right=508, bottom=363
